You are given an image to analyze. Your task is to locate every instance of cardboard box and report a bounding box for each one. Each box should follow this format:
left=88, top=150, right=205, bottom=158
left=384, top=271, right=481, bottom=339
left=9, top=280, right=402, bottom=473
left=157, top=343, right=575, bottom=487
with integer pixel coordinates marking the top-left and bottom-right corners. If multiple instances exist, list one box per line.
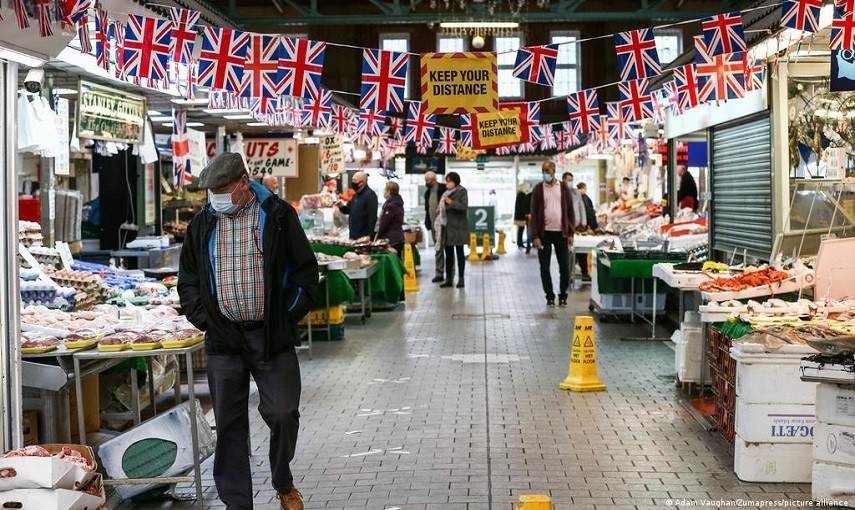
left=69, top=375, right=99, bottom=441
left=0, top=475, right=105, bottom=510
left=0, top=444, right=97, bottom=491
left=22, top=410, right=38, bottom=446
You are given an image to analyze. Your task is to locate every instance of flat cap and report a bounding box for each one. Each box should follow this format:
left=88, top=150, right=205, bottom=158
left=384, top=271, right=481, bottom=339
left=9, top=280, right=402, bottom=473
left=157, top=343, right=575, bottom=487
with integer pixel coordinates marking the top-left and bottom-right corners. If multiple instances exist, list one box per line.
left=198, top=152, right=247, bottom=189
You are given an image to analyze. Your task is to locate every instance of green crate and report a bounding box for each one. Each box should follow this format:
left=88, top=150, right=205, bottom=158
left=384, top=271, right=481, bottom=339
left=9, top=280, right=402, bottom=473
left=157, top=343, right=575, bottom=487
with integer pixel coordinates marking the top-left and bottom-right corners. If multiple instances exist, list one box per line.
left=596, top=259, right=635, bottom=294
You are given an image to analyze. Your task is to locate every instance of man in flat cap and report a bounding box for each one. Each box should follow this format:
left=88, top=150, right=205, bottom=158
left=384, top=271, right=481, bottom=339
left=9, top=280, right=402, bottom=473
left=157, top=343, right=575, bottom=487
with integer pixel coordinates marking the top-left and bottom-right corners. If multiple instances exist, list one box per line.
left=178, top=152, right=318, bottom=510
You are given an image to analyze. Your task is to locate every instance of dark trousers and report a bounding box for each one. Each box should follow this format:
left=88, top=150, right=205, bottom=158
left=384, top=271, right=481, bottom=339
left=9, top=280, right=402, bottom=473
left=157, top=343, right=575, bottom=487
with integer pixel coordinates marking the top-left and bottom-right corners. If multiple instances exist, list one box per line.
left=391, top=242, right=405, bottom=259
left=537, top=230, right=570, bottom=300
left=444, top=245, right=465, bottom=282
left=576, top=253, right=589, bottom=277
left=207, top=328, right=301, bottom=509
left=516, top=223, right=531, bottom=250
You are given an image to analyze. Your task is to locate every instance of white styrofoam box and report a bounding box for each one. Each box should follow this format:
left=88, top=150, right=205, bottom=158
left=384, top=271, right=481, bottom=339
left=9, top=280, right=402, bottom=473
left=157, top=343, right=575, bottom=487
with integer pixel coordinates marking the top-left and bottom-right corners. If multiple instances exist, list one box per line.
left=0, top=485, right=105, bottom=510
left=97, top=400, right=215, bottom=500
left=732, top=350, right=817, bottom=405
left=813, top=422, right=855, bottom=466
left=594, top=293, right=665, bottom=312
left=816, top=383, right=855, bottom=428
left=674, top=328, right=711, bottom=383
left=735, top=399, right=815, bottom=444
left=734, top=436, right=813, bottom=483
left=684, top=311, right=701, bottom=324
left=812, top=461, right=855, bottom=506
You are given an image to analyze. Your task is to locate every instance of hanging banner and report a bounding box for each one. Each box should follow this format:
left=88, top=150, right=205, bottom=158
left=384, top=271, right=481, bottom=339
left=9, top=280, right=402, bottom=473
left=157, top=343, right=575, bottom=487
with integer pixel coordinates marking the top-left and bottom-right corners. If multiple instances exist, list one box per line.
left=420, top=52, right=498, bottom=115
left=54, top=98, right=70, bottom=176
left=471, top=109, right=526, bottom=150
left=319, top=135, right=345, bottom=177
left=832, top=50, right=855, bottom=92
left=76, top=80, right=146, bottom=144
left=186, top=128, right=208, bottom=177
left=242, top=138, right=298, bottom=177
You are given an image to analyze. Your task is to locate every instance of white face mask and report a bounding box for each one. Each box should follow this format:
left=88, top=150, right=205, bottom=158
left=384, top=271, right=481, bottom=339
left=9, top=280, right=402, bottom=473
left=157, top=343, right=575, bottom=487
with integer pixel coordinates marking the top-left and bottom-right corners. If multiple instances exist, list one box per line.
left=209, top=186, right=241, bottom=214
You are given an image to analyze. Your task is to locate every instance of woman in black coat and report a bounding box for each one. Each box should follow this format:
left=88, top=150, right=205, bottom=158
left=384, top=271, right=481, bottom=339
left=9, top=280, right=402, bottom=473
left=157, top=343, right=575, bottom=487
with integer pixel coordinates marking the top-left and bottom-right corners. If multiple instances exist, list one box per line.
left=438, top=172, right=469, bottom=288
left=513, top=185, right=532, bottom=252
left=377, top=181, right=405, bottom=257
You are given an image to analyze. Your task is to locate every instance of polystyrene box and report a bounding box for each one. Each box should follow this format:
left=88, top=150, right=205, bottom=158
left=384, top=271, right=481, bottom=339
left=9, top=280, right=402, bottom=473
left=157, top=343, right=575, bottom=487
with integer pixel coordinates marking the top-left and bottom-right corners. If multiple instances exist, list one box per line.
left=96, top=400, right=215, bottom=500
left=673, top=328, right=710, bottom=383
left=816, top=382, right=855, bottom=428
left=735, top=399, right=815, bottom=444
left=732, top=350, right=817, bottom=405
left=734, top=435, right=812, bottom=483
left=813, top=422, right=855, bottom=466
left=812, top=461, right=855, bottom=506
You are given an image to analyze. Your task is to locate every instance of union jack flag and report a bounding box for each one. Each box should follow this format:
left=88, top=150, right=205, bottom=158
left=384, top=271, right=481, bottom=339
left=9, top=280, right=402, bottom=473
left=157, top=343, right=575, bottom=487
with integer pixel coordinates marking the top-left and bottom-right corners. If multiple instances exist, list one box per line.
left=557, top=123, right=579, bottom=151
left=831, top=7, right=855, bottom=51
left=13, top=0, right=29, bottom=29
left=539, top=125, right=557, bottom=151
left=172, top=108, right=192, bottom=188
left=696, top=37, right=745, bottom=102
left=415, top=143, right=431, bottom=155
left=744, top=57, right=765, bottom=91
left=35, top=0, right=53, bottom=37
left=651, top=90, right=667, bottom=124
left=198, top=27, right=250, bottom=92
left=250, top=96, right=276, bottom=116
left=436, top=127, right=457, bottom=155
left=123, top=15, right=172, bottom=80
left=663, top=80, right=683, bottom=115
left=517, top=137, right=537, bottom=154
left=405, top=102, right=436, bottom=147
left=495, top=145, right=514, bottom=156
left=837, top=0, right=855, bottom=12
left=357, top=109, right=387, bottom=137
left=614, top=29, right=661, bottom=81
left=512, top=44, right=559, bottom=86
left=673, top=63, right=701, bottom=112
left=360, top=49, right=409, bottom=113
left=606, top=102, right=633, bottom=145
left=77, top=15, right=92, bottom=54
left=591, top=115, right=610, bottom=151
left=502, top=101, right=540, bottom=141
left=279, top=37, right=326, bottom=100
left=95, top=9, right=109, bottom=70
left=618, top=78, right=653, bottom=122
left=63, top=0, right=92, bottom=25
left=240, top=34, right=282, bottom=98
left=388, top=116, right=405, bottom=140
left=701, top=12, right=746, bottom=56
left=113, top=21, right=125, bottom=79
left=459, top=114, right=475, bottom=148
left=566, top=89, right=600, bottom=135
left=168, top=7, right=199, bottom=65
left=301, top=88, right=332, bottom=129
left=781, top=0, right=823, bottom=33
left=331, top=104, right=355, bottom=135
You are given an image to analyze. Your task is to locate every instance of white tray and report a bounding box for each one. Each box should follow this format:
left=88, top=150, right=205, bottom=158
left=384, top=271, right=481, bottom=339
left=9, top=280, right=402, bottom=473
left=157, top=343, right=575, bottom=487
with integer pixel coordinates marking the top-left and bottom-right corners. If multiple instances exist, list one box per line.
left=701, top=270, right=815, bottom=302
left=801, top=361, right=855, bottom=384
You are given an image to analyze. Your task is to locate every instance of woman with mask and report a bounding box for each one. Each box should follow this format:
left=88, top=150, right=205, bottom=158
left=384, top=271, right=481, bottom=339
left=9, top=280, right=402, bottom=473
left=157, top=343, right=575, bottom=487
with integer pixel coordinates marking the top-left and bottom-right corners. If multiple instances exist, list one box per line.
left=377, top=181, right=405, bottom=257
left=437, top=172, right=469, bottom=288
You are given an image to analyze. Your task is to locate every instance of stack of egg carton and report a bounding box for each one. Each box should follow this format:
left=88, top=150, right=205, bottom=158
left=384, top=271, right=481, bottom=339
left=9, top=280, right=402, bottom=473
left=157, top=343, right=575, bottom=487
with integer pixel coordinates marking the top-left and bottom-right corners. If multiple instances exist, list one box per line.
left=812, top=382, right=855, bottom=505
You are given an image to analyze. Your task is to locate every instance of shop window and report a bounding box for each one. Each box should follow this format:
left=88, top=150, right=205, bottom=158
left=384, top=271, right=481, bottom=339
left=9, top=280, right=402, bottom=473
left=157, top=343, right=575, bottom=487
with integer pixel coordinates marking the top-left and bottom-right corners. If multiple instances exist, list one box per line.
left=496, top=35, right=523, bottom=99
left=655, top=30, right=682, bottom=66
left=380, top=33, right=411, bottom=99
left=437, top=35, right=466, bottom=53
left=551, top=31, right=581, bottom=97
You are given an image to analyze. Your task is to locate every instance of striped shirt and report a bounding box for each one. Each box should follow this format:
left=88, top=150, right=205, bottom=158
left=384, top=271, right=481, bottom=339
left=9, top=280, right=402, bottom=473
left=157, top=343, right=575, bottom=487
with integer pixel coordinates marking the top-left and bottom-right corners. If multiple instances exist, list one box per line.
left=213, top=198, right=265, bottom=323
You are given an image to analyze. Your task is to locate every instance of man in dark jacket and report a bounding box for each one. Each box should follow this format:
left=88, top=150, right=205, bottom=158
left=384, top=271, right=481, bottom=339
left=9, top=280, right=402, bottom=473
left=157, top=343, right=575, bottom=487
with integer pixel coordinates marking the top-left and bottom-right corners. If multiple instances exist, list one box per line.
left=423, top=171, right=446, bottom=282
left=337, top=171, right=378, bottom=239
left=178, top=153, right=318, bottom=510
left=575, top=182, right=598, bottom=278
left=677, top=165, right=699, bottom=211
left=513, top=187, right=532, bottom=253
left=530, top=160, right=575, bottom=307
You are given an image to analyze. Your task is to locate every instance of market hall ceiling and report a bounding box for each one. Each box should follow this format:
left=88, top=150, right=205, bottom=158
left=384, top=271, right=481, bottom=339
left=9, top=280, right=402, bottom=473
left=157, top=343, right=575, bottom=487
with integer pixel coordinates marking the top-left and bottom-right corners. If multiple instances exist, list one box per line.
left=191, top=0, right=749, bottom=28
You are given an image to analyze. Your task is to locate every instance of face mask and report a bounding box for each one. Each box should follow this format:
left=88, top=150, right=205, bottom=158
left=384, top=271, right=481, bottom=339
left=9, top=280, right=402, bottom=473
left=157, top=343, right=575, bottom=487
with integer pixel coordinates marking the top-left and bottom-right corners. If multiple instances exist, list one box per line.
left=566, top=181, right=574, bottom=189
left=209, top=188, right=239, bottom=214
left=542, top=173, right=553, bottom=183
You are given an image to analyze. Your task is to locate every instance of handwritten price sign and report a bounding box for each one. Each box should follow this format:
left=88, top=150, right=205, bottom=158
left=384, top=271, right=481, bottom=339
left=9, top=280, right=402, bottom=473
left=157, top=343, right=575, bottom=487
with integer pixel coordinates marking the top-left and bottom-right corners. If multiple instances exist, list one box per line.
left=320, top=135, right=345, bottom=177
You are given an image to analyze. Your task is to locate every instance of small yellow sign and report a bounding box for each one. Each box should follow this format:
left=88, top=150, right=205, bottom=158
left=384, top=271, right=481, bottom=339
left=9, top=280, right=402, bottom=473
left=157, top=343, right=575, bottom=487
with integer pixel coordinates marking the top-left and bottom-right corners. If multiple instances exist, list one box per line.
left=420, top=52, right=498, bottom=115
left=471, top=108, right=525, bottom=150
left=456, top=140, right=485, bottom=161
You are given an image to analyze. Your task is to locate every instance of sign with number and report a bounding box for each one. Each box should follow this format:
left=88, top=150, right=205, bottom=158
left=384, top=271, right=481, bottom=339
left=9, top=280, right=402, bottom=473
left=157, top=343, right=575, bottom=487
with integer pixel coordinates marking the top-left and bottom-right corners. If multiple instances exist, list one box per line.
left=468, top=206, right=495, bottom=238
left=242, top=138, right=298, bottom=177
left=319, top=135, right=344, bottom=177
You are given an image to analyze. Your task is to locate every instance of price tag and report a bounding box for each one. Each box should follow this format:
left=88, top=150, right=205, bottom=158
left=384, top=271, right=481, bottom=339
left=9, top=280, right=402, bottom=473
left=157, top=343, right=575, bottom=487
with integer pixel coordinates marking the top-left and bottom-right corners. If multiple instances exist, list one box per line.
left=319, top=135, right=345, bottom=177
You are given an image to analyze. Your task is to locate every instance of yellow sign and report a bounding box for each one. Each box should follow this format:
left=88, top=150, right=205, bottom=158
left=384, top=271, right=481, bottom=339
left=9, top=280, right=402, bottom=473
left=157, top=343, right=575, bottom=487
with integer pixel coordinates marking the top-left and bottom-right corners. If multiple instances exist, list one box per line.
left=420, top=52, right=498, bottom=115
left=471, top=109, right=525, bottom=150
left=456, top=141, right=484, bottom=161
left=559, top=316, right=606, bottom=392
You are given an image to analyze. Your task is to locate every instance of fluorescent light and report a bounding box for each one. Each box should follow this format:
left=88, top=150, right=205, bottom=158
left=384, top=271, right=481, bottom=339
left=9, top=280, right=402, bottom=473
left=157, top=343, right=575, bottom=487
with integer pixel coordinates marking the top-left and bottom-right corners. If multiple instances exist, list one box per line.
left=300, top=136, right=320, bottom=144
left=150, top=116, right=173, bottom=122
left=439, top=22, right=519, bottom=29
left=224, top=114, right=254, bottom=120
left=187, top=122, right=204, bottom=127
left=247, top=122, right=269, bottom=126
left=587, top=153, right=613, bottom=160
left=0, top=45, right=47, bottom=68
left=171, top=98, right=209, bottom=105
left=203, top=108, right=250, bottom=115
left=147, top=110, right=163, bottom=116
left=53, top=88, right=78, bottom=96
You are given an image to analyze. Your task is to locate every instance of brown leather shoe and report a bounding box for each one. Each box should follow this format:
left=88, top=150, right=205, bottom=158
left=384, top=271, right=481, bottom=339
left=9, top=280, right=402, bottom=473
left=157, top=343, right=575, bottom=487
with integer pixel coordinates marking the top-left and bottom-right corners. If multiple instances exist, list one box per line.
left=277, top=487, right=303, bottom=510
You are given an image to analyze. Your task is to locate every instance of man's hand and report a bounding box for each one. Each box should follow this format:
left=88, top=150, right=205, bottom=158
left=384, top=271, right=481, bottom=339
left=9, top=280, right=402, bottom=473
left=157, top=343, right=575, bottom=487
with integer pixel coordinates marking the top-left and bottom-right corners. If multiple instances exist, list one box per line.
left=444, top=196, right=453, bottom=205
left=533, top=238, right=542, bottom=249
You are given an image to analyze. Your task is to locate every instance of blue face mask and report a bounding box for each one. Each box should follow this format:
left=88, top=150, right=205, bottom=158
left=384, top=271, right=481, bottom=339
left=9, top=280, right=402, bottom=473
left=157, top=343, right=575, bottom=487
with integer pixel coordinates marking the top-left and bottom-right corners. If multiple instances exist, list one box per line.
left=542, top=173, right=553, bottom=183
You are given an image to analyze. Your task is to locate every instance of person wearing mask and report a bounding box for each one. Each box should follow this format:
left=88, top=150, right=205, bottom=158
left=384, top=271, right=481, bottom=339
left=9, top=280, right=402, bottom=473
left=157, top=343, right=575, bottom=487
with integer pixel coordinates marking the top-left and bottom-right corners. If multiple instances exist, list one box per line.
left=530, top=161, right=575, bottom=307
left=488, top=189, right=498, bottom=210
left=677, top=165, right=699, bottom=211
left=423, top=171, right=446, bottom=283
left=561, top=172, right=586, bottom=231
left=377, top=181, right=405, bottom=257
left=178, top=153, right=318, bottom=510
left=263, top=174, right=279, bottom=194
left=575, top=182, right=599, bottom=278
left=437, top=172, right=469, bottom=288
left=336, top=171, right=378, bottom=240
left=513, top=184, right=531, bottom=253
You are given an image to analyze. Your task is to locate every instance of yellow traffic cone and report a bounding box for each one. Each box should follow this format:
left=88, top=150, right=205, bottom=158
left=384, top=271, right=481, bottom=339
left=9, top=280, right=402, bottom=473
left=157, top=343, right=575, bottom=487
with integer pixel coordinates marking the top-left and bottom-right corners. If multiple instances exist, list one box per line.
left=497, top=229, right=507, bottom=255
left=559, top=316, right=606, bottom=392
left=403, top=243, right=419, bottom=293
left=516, top=495, right=552, bottom=510
left=481, top=234, right=492, bottom=261
left=468, top=233, right=481, bottom=262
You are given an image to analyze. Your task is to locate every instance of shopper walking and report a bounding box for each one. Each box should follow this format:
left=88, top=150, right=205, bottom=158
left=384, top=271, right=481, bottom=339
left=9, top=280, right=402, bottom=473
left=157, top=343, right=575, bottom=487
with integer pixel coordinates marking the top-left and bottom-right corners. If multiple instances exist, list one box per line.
left=562, top=172, right=586, bottom=231
left=377, top=181, right=405, bottom=257
left=530, top=161, right=575, bottom=307
left=336, top=171, right=378, bottom=239
left=677, top=165, right=699, bottom=211
left=437, top=171, right=469, bottom=288
left=575, top=182, right=599, bottom=278
left=424, top=171, right=446, bottom=283
left=514, top=185, right=531, bottom=252
left=178, top=153, right=318, bottom=510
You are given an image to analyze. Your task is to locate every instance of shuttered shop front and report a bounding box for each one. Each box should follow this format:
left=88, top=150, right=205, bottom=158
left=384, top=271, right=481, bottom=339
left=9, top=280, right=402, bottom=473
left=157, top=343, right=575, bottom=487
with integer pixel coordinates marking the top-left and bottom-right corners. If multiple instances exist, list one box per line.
left=710, top=114, right=773, bottom=261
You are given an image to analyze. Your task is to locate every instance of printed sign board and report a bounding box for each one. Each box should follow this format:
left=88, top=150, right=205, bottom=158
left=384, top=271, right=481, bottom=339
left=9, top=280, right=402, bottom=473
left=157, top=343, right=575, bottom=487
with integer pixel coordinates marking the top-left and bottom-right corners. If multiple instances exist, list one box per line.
left=55, top=98, right=70, bottom=176
left=77, top=80, right=146, bottom=144
left=468, top=206, right=495, bottom=238
left=420, top=52, right=498, bottom=115
left=470, top=109, right=525, bottom=150
left=832, top=50, right=855, bottom=92
left=242, top=138, right=299, bottom=177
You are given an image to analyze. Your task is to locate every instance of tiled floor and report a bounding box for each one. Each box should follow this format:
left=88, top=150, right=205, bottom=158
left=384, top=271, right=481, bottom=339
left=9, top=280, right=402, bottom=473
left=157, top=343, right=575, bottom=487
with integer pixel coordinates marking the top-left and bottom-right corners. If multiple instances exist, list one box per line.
left=129, top=248, right=814, bottom=510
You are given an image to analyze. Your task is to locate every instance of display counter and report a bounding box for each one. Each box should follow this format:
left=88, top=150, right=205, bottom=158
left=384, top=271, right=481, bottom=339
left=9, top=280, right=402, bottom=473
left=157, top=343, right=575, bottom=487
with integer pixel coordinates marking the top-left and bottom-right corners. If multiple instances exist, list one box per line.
left=312, top=244, right=406, bottom=307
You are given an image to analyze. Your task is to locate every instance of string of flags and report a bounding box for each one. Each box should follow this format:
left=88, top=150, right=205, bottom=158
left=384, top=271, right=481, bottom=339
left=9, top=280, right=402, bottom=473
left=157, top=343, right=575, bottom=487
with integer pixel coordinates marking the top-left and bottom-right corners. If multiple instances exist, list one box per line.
left=18, top=1, right=830, bottom=157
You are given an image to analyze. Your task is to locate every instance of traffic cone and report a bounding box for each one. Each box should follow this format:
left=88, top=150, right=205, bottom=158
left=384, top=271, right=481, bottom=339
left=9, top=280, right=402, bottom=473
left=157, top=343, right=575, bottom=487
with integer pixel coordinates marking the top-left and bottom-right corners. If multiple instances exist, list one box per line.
left=559, top=316, right=606, bottom=392
left=403, top=243, right=419, bottom=293
left=468, top=233, right=481, bottom=262
left=516, top=495, right=552, bottom=510
left=497, top=229, right=507, bottom=255
left=481, top=234, right=492, bottom=261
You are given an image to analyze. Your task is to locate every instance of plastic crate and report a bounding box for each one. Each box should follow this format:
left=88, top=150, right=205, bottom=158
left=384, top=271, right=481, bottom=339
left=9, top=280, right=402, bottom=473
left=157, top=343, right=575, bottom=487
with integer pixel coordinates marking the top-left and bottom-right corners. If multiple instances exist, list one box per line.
left=298, top=305, right=346, bottom=326
left=313, top=324, right=345, bottom=341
